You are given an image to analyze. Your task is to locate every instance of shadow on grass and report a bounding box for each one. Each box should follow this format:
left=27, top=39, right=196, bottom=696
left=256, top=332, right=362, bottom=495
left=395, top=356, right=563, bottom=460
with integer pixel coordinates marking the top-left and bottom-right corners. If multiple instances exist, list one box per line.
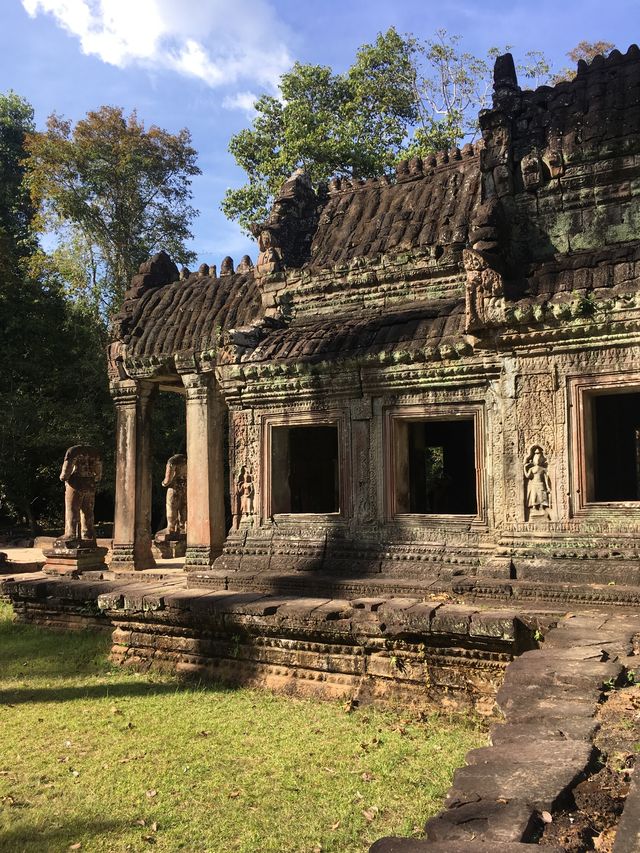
left=0, top=817, right=126, bottom=853
left=0, top=677, right=233, bottom=705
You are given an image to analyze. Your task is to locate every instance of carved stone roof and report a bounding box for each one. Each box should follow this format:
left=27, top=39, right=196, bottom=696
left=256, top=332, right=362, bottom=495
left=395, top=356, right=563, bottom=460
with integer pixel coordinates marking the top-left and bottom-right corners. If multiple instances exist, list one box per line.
left=121, top=268, right=261, bottom=359
left=111, top=46, right=640, bottom=377
left=241, top=300, right=467, bottom=365
left=307, top=149, right=481, bottom=269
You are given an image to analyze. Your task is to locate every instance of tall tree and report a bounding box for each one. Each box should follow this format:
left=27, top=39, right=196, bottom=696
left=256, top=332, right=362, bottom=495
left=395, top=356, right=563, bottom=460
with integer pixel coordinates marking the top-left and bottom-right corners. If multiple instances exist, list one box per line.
left=222, top=29, right=552, bottom=230
left=0, top=91, right=35, bottom=277
left=25, top=106, right=201, bottom=315
left=0, top=92, right=112, bottom=535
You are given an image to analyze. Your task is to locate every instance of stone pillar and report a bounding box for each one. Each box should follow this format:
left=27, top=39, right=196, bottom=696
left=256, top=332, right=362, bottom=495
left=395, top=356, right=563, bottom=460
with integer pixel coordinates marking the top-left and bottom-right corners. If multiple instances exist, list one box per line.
left=183, top=373, right=226, bottom=570
left=111, top=380, right=157, bottom=570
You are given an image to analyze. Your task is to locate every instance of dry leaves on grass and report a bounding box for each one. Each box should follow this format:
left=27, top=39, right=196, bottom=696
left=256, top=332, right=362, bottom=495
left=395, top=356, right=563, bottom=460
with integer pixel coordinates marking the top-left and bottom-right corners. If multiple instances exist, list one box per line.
left=362, top=806, right=379, bottom=822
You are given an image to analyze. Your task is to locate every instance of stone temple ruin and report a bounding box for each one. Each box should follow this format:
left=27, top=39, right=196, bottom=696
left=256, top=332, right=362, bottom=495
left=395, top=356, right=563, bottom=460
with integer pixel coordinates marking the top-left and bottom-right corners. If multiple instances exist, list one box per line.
left=6, top=49, right=640, bottom=851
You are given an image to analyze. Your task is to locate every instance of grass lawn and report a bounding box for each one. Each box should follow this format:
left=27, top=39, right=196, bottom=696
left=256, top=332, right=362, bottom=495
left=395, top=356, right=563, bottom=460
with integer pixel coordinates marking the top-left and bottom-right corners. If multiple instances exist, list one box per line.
left=0, top=601, right=485, bottom=853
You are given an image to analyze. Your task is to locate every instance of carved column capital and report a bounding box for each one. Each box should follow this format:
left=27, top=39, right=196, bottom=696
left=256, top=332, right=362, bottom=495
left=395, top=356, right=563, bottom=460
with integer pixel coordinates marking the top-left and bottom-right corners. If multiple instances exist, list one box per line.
left=110, top=379, right=157, bottom=407
left=182, top=372, right=215, bottom=401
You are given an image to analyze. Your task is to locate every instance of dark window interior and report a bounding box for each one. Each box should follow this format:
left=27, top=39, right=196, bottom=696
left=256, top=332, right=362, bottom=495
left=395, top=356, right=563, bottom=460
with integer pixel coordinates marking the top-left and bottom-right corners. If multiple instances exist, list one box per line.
left=400, top=420, right=477, bottom=514
left=271, top=425, right=339, bottom=513
left=593, top=392, right=640, bottom=501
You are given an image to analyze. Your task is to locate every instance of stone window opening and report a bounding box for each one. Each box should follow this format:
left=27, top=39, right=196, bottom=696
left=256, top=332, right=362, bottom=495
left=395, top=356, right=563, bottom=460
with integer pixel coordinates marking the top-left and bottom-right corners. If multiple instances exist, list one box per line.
left=395, top=419, right=478, bottom=515
left=571, top=376, right=640, bottom=514
left=270, top=424, right=340, bottom=514
left=591, top=391, right=640, bottom=502
left=386, top=406, right=485, bottom=521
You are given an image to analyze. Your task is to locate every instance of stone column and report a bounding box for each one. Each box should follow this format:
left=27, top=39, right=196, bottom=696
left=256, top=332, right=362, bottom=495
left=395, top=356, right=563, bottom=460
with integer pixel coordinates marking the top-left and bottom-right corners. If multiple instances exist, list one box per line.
left=183, top=373, right=226, bottom=570
left=111, top=379, right=157, bottom=570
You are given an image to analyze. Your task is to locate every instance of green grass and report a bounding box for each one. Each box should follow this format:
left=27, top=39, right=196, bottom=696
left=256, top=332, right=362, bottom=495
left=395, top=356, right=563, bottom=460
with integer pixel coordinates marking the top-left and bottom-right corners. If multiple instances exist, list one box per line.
left=0, top=602, right=485, bottom=853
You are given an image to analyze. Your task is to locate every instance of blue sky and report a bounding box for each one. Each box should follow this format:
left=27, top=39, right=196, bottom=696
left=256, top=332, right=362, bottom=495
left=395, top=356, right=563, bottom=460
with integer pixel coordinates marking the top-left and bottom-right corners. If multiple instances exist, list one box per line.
left=0, top=0, right=637, bottom=268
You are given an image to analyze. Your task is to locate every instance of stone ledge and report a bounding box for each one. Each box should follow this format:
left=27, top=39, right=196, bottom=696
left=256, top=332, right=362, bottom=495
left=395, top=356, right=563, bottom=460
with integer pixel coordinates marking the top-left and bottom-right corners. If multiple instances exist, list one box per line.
left=4, top=575, right=527, bottom=713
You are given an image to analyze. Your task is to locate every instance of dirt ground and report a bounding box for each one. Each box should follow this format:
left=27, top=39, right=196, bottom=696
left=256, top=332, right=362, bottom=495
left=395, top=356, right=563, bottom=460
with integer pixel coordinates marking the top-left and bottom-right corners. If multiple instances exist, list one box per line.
left=541, top=682, right=640, bottom=851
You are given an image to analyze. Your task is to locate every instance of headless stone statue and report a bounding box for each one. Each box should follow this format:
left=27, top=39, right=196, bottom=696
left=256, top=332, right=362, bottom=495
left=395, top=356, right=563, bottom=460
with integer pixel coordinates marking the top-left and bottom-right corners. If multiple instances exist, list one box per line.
left=60, top=445, right=103, bottom=545
left=44, top=445, right=107, bottom=576
left=162, top=453, right=187, bottom=535
left=154, top=454, right=187, bottom=558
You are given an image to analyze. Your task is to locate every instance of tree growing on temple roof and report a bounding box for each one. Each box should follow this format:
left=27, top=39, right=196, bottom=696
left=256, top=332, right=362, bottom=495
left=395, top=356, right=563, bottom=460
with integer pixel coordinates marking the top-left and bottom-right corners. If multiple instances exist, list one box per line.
left=222, top=28, right=553, bottom=231
left=222, top=28, right=418, bottom=231
left=25, top=106, right=201, bottom=316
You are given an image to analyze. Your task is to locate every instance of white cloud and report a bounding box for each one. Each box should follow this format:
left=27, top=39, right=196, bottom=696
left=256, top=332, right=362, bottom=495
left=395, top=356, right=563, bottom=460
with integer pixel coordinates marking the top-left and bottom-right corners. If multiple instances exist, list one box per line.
left=222, top=90, right=259, bottom=115
left=22, top=0, right=293, bottom=94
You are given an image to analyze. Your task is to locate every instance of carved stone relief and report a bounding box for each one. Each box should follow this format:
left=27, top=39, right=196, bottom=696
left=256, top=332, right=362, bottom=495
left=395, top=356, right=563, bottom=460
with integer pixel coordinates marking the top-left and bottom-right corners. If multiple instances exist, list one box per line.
left=520, top=151, right=544, bottom=191
left=523, top=445, right=552, bottom=521
left=231, top=410, right=260, bottom=528
left=233, top=466, right=255, bottom=529
left=463, top=249, right=506, bottom=332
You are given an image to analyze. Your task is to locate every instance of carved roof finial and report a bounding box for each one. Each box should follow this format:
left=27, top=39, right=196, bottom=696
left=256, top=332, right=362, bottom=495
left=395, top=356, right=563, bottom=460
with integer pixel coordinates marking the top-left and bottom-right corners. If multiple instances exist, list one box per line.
left=493, top=53, right=519, bottom=92
left=220, top=256, right=235, bottom=276
left=236, top=255, right=254, bottom=273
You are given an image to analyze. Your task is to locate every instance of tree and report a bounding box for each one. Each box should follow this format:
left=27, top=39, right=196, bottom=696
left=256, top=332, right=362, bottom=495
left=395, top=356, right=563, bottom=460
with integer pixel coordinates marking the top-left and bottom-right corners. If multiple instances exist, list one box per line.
left=0, top=91, right=36, bottom=277
left=25, top=106, right=201, bottom=315
left=0, top=92, right=113, bottom=535
left=222, top=28, right=418, bottom=230
left=553, top=41, right=615, bottom=83
left=222, top=29, right=554, bottom=230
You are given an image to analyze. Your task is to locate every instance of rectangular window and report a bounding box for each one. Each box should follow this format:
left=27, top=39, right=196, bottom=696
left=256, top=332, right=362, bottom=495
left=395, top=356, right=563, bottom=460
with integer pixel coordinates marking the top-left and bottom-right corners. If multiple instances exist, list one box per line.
left=271, top=424, right=340, bottom=514
left=387, top=406, right=484, bottom=520
left=592, top=392, right=640, bottom=501
left=570, top=374, right=640, bottom=514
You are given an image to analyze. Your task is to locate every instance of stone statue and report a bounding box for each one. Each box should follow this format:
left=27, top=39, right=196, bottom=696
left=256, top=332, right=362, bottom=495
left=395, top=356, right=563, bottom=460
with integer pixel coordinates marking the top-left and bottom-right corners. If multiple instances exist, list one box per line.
left=59, top=445, right=103, bottom=545
left=255, top=228, right=283, bottom=276
left=523, top=445, right=552, bottom=518
left=162, top=454, right=187, bottom=535
left=233, top=466, right=254, bottom=529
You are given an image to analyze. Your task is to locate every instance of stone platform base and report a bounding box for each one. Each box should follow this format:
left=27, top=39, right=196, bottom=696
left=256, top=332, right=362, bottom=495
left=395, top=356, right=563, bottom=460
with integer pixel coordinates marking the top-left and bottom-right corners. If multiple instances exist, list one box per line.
left=152, top=533, right=186, bottom=559
left=2, top=572, right=544, bottom=714
left=42, top=544, right=108, bottom=577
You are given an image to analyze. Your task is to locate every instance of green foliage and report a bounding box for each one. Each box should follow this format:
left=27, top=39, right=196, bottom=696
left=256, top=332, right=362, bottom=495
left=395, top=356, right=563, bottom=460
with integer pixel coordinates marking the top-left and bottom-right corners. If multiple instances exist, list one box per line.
left=0, top=92, right=113, bottom=533
left=0, top=271, right=113, bottom=532
left=0, top=91, right=36, bottom=273
left=0, top=602, right=485, bottom=852
left=222, top=28, right=418, bottom=232
left=25, top=106, right=201, bottom=315
left=405, top=30, right=494, bottom=158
